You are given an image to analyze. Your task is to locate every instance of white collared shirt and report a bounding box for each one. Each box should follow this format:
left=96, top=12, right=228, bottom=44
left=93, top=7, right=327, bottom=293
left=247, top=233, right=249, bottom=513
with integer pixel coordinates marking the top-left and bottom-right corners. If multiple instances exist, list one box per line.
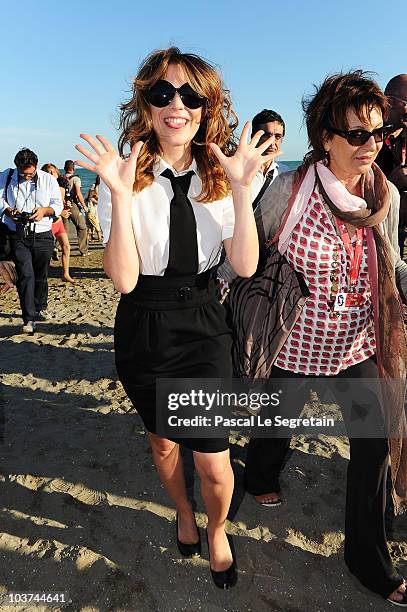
left=251, top=160, right=291, bottom=204
left=98, top=158, right=235, bottom=276
left=0, top=168, right=63, bottom=233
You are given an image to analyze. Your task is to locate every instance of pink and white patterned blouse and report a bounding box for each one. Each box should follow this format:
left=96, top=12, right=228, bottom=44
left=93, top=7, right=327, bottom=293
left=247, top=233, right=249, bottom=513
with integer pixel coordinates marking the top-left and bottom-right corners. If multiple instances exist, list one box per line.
left=275, top=188, right=376, bottom=375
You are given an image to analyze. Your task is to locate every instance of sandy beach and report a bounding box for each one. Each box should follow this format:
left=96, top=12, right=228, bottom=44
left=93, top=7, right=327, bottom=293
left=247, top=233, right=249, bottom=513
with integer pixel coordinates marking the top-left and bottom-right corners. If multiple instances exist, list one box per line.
left=1, top=237, right=407, bottom=612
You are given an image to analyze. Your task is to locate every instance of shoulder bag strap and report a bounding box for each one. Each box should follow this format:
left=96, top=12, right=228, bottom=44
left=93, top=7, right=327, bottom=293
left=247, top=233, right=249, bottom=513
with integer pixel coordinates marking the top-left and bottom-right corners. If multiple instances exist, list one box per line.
left=3, top=169, right=14, bottom=206
left=1, top=169, right=14, bottom=222
left=252, top=171, right=273, bottom=211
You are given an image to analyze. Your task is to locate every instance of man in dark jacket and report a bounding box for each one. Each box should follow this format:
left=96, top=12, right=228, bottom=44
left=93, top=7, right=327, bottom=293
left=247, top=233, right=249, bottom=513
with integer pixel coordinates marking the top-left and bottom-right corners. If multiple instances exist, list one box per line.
left=376, top=74, right=407, bottom=256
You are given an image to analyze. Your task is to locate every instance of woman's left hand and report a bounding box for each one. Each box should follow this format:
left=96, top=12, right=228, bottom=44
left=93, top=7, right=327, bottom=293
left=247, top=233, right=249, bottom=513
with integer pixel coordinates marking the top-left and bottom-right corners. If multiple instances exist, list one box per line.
left=209, top=121, right=276, bottom=188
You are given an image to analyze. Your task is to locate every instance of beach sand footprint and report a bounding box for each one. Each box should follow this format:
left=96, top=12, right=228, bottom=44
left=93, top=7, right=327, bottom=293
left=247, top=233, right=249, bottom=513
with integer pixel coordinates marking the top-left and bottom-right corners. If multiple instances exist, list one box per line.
left=48, top=479, right=107, bottom=506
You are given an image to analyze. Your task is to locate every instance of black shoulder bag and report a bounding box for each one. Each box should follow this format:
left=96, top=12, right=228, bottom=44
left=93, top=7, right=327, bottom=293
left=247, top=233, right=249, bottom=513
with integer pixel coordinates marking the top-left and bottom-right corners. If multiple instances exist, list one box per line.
left=0, top=169, right=15, bottom=261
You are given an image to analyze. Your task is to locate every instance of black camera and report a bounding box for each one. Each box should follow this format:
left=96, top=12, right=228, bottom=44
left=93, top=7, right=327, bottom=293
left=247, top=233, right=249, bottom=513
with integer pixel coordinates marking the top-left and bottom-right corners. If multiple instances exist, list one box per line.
left=14, top=211, right=32, bottom=225
left=14, top=211, right=34, bottom=240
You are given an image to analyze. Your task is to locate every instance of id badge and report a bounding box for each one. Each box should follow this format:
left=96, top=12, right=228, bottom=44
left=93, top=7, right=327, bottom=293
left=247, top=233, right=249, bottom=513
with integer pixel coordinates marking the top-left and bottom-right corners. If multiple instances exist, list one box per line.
left=334, top=292, right=365, bottom=312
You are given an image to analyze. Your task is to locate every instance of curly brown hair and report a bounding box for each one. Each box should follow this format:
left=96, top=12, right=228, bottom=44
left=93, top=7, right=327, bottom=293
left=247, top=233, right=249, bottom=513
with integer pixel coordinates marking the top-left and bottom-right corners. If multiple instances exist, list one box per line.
left=118, top=47, right=238, bottom=202
left=302, top=70, right=389, bottom=164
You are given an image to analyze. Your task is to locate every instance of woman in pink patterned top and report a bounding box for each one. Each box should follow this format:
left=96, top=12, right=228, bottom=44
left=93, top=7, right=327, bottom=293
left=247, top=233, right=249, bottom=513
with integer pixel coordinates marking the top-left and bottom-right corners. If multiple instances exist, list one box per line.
left=237, top=71, right=407, bottom=606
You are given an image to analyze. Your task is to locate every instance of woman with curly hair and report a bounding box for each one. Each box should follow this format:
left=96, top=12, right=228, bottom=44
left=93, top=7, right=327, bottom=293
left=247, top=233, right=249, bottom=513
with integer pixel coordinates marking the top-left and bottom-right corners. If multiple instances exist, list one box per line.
left=75, top=47, right=274, bottom=589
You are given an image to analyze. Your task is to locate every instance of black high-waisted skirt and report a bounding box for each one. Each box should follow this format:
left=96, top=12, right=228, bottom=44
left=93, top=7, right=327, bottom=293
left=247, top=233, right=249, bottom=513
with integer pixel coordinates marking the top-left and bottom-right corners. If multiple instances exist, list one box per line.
left=114, top=271, right=232, bottom=453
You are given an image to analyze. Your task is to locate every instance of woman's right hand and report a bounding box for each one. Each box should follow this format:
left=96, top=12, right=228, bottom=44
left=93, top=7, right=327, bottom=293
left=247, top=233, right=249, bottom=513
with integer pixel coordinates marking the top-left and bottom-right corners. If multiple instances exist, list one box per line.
left=74, top=134, right=144, bottom=196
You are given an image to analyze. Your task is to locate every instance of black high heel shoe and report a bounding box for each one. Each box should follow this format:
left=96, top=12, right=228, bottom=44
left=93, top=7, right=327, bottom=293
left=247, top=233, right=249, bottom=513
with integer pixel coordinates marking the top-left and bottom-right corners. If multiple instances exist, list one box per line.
left=176, top=513, right=201, bottom=558
left=206, top=530, right=237, bottom=589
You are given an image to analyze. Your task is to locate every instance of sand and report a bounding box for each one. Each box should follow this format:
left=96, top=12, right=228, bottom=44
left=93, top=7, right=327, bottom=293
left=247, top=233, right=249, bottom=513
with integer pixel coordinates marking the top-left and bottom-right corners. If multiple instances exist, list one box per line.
left=0, top=237, right=406, bottom=612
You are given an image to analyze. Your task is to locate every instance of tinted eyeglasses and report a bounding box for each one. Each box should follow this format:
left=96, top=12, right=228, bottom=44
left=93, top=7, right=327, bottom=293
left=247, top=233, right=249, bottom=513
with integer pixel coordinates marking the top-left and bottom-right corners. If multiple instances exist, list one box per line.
left=145, top=80, right=206, bottom=109
left=388, top=95, right=407, bottom=107
left=327, top=125, right=393, bottom=146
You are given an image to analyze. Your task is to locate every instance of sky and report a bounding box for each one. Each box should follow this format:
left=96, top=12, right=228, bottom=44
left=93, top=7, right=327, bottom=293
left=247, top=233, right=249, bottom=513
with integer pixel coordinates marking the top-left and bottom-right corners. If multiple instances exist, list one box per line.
left=1, top=0, right=405, bottom=168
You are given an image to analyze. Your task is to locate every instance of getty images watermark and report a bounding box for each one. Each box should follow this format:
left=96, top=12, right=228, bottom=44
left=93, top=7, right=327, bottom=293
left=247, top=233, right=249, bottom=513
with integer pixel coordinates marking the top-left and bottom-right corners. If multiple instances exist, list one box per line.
left=165, top=388, right=335, bottom=430
left=156, top=378, right=406, bottom=439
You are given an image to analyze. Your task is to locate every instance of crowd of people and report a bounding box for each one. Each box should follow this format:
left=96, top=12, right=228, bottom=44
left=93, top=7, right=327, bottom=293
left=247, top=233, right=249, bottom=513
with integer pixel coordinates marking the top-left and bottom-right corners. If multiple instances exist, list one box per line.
left=1, top=47, right=407, bottom=606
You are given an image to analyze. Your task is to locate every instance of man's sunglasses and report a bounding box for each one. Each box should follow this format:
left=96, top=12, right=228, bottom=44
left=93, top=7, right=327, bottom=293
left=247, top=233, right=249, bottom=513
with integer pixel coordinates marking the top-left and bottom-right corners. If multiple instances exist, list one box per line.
left=18, top=171, right=36, bottom=178
left=145, top=80, right=206, bottom=109
left=388, top=95, right=407, bottom=107
left=327, top=125, right=393, bottom=146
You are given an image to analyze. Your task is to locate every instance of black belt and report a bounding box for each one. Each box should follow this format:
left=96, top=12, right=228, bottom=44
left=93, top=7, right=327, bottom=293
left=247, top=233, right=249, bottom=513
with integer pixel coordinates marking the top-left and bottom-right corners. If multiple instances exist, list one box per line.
left=127, top=269, right=215, bottom=303
left=9, top=229, right=53, bottom=237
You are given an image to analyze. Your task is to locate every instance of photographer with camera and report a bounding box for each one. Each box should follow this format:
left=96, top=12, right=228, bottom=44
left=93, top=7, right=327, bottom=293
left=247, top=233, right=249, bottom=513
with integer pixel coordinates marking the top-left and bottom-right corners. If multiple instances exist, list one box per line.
left=0, top=148, right=63, bottom=332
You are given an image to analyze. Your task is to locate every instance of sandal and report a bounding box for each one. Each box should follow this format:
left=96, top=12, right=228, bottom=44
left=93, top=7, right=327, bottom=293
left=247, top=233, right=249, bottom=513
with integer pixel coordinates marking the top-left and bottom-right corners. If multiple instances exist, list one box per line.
left=386, top=580, right=407, bottom=607
left=254, top=492, right=282, bottom=507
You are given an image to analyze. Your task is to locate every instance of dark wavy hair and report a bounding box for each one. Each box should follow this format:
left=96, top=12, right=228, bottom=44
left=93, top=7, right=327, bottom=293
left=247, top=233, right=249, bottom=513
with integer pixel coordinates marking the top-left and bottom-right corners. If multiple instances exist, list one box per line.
left=251, top=109, right=285, bottom=136
left=14, top=148, right=38, bottom=170
left=118, top=46, right=238, bottom=202
left=302, top=70, right=389, bottom=164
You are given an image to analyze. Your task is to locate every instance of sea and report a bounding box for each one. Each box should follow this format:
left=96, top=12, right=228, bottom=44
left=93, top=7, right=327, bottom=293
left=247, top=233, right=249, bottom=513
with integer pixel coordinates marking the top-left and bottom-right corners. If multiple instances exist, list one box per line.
left=73, top=160, right=302, bottom=194
left=282, top=160, right=302, bottom=171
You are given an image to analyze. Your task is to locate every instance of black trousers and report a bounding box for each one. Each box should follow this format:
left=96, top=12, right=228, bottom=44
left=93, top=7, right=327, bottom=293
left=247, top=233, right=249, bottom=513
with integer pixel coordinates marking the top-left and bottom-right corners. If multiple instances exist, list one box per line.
left=244, top=357, right=402, bottom=598
left=10, top=231, right=54, bottom=323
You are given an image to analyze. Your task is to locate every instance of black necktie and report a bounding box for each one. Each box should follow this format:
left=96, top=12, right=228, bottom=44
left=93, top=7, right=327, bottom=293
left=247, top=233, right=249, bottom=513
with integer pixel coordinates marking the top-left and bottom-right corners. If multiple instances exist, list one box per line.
left=161, top=169, right=198, bottom=277
left=267, top=168, right=275, bottom=182
left=251, top=169, right=275, bottom=211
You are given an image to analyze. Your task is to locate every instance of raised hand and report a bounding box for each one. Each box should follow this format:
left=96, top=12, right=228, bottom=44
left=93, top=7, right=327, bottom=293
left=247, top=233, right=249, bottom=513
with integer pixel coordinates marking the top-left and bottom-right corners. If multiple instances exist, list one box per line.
left=75, top=134, right=144, bottom=196
left=209, top=122, right=277, bottom=188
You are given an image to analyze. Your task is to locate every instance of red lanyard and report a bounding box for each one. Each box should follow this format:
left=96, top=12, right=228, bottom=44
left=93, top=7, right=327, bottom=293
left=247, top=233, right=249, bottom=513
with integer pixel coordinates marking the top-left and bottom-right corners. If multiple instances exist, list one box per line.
left=335, top=221, right=364, bottom=290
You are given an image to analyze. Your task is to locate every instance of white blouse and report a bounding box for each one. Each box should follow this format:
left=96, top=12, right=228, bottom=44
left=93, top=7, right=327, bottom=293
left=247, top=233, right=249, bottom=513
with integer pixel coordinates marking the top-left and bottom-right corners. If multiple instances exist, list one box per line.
left=98, top=158, right=235, bottom=276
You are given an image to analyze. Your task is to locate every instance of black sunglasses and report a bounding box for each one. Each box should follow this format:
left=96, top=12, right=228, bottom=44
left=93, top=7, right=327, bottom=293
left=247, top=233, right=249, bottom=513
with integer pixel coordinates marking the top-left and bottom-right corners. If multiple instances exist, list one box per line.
left=327, top=125, right=393, bottom=146
left=145, top=80, right=206, bottom=110
left=388, top=95, right=407, bottom=107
